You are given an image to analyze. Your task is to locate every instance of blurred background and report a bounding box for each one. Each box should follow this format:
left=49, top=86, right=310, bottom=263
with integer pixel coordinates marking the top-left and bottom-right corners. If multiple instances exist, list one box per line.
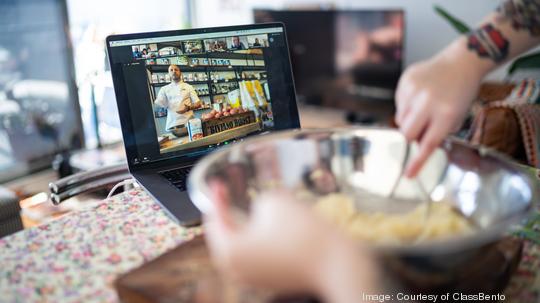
left=0, top=0, right=503, bottom=227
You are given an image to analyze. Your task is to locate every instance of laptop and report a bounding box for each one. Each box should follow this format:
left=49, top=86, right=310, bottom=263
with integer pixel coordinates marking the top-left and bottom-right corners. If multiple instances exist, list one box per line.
left=106, top=23, right=300, bottom=226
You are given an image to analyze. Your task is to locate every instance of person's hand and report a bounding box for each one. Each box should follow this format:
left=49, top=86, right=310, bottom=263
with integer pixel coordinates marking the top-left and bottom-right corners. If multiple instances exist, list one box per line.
left=177, top=103, right=188, bottom=114
left=192, top=102, right=202, bottom=109
left=204, top=184, right=333, bottom=294
left=204, top=182, right=380, bottom=302
left=395, top=53, right=483, bottom=177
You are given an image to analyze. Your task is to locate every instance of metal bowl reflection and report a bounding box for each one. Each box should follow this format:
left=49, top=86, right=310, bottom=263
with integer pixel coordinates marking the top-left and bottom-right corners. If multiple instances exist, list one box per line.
left=188, top=128, right=539, bottom=292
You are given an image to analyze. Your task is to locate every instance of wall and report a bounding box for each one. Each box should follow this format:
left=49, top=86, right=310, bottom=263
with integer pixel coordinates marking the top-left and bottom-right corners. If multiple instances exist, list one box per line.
left=67, top=0, right=190, bottom=147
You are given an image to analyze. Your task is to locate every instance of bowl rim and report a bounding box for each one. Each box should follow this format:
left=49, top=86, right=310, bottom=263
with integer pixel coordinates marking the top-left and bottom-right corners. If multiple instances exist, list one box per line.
left=187, top=127, right=539, bottom=255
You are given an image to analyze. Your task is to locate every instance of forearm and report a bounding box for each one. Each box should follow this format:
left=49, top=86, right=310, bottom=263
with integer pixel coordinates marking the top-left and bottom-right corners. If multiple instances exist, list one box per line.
left=435, top=0, right=540, bottom=79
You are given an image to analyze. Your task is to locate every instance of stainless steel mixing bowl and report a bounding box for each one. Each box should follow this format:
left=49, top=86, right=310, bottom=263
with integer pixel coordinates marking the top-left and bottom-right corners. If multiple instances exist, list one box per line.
left=188, top=128, right=539, bottom=292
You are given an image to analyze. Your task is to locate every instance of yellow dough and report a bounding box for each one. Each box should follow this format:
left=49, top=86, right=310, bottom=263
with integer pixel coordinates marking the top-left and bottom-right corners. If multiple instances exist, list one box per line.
left=314, top=193, right=474, bottom=245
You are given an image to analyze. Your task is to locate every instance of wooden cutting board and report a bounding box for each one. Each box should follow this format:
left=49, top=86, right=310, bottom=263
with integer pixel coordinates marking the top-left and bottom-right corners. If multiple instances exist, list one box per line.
left=115, top=235, right=522, bottom=303
left=115, top=235, right=316, bottom=303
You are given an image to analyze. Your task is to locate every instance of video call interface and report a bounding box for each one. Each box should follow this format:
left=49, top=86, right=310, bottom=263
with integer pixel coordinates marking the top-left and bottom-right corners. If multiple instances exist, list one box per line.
left=109, top=27, right=290, bottom=162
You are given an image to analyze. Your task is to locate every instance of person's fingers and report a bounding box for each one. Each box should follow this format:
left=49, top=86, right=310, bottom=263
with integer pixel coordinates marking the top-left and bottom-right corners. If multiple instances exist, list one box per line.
left=394, top=104, right=410, bottom=126
left=395, top=90, right=417, bottom=126
left=404, top=120, right=450, bottom=178
left=394, top=77, right=416, bottom=125
left=394, top=98, right=409, bottom=127
left=205, top=179, right=246, bottom=279
left=208, top=179, right=237, bottom=232
left=398, top=97, right=430, bottom=142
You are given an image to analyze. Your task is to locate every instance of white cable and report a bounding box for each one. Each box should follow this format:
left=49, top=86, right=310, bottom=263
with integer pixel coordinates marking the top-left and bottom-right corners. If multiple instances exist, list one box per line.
left=107, top=178, right=137, bottom=199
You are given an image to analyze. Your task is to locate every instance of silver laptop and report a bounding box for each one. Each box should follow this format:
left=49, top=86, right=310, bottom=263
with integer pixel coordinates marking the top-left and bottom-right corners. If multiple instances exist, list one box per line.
left=106, top=23, right=300, bottom=226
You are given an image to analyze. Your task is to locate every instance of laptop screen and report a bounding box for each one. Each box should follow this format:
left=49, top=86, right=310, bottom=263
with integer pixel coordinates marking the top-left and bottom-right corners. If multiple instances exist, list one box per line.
left=107, top=24, right=299, bottom=167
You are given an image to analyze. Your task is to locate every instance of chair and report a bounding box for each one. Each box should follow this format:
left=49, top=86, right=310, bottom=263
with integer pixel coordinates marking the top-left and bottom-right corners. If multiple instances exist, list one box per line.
left=49, top=163, right=130, bottom=205
left=0, top=186, right=23, bottom=238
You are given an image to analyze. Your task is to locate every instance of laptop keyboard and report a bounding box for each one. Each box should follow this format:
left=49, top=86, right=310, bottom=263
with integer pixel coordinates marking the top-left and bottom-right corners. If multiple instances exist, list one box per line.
left=160, top=166, right=192, bottom=191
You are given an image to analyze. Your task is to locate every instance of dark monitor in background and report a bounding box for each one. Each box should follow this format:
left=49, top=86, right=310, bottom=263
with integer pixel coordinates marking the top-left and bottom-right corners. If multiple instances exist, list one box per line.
left=254, top=9, right=404, bottom=119
left=0, top=0, right=83, bottom=182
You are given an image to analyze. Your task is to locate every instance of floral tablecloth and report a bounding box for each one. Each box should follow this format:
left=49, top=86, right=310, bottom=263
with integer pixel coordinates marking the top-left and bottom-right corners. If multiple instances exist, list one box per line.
left=0, top=188, right=538, bottom=302
left=0, top=189, right=202, bottom=303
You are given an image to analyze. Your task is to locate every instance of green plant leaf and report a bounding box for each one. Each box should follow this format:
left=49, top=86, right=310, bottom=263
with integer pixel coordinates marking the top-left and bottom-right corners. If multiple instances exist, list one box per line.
left=508, top=52, right=540, bottom=75
left=513, top=228, right=540, bottom=244
left=512, top=209, right=540, bottom=244
left=434, top=5, right=471, bottom=34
